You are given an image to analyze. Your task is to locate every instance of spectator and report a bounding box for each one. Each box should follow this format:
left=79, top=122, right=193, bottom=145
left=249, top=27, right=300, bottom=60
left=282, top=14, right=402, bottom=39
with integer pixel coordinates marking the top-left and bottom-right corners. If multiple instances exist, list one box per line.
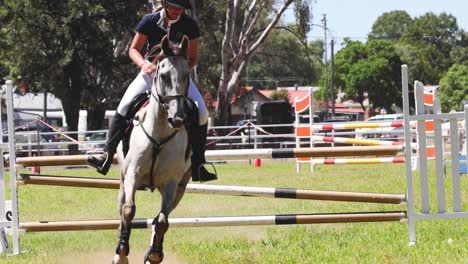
left=14, top=76, right=29, bottom=95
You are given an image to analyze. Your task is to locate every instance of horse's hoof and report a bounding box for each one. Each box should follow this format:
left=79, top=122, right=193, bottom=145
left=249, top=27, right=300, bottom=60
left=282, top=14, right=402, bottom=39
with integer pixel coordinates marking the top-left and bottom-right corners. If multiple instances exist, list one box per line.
left=144, top=248, right=164, bottom=264
left=112, top=254, right=128, bottom=264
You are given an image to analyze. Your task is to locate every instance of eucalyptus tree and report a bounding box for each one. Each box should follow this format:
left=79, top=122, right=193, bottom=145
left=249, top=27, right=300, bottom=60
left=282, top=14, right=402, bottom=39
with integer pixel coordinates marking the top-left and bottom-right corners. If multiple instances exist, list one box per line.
left=245, top=28, right=323, bottom=89
left=214, top=0, right=312, bottom=125
left=188, top=1, right=227, bottom=96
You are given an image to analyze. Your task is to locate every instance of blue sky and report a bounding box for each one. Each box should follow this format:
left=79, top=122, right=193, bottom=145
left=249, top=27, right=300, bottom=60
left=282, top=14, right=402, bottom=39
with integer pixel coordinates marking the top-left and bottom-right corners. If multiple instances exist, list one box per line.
left=284, top=0, right=467, bottom=51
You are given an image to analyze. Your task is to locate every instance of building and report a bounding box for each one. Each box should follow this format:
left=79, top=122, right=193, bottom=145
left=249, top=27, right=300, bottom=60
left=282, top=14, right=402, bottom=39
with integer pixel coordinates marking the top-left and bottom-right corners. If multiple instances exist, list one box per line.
left=213, top=86, right=365, bottom=125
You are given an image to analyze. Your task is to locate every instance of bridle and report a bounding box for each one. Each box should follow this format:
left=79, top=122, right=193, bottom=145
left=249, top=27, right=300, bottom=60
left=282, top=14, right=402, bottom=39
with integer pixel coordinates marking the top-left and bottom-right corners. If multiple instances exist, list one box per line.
left=148, top=47, right=189, bottom=113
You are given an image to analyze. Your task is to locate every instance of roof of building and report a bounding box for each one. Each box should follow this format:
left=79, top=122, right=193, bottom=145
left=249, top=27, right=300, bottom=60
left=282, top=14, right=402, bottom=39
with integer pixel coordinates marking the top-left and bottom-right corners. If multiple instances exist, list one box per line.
left=210, top=86, right=366, bottom=113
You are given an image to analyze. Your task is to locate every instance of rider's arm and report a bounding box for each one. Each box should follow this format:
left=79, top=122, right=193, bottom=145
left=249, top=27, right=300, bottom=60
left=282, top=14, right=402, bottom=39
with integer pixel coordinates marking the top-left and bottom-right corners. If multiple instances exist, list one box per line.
left=187, top=37, right=199, bottom=71
left=129, top=32, right=148, bottom=68
left=129, top=32, right=157, bottom=74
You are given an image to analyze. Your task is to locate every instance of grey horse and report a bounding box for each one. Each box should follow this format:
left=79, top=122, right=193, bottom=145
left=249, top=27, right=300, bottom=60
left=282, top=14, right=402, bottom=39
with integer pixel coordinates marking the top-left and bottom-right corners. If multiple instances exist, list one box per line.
left=112, top=35, right=192, bottom=264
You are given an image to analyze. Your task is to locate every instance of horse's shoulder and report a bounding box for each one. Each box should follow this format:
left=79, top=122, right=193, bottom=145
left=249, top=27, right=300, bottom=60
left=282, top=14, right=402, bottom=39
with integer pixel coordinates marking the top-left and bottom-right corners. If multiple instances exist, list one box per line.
left=133, top=107, right=148, bottom=126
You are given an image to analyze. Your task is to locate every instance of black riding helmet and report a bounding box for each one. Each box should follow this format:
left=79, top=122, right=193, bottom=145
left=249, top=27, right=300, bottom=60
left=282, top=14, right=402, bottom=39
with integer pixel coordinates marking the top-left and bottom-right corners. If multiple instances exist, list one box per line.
left=163, top=0, right=191, bottom=9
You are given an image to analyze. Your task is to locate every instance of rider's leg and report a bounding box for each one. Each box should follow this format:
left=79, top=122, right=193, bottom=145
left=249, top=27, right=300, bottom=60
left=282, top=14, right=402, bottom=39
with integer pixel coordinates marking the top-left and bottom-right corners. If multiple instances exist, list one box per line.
left=187, top=79, right=217, bottom=182
left=87, top=71, right=152, bottom=175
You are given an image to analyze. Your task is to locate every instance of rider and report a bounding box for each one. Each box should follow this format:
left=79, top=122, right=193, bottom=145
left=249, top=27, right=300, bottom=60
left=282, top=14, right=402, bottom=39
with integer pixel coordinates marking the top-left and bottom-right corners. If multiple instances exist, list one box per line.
left=87, top=0, right=217, bottom=182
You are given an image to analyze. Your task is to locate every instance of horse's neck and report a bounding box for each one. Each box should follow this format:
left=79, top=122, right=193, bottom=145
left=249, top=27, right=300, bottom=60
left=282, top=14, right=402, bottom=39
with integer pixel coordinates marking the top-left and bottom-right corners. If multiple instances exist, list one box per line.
left=146, top=100, right=174, bottom=141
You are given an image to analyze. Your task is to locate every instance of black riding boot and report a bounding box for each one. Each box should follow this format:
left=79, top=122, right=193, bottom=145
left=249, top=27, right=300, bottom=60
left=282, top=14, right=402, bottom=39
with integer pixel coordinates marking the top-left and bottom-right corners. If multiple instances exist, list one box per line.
left=87, top=113, right=128, bottom=175
left=190, top=123, right=217, bottom=182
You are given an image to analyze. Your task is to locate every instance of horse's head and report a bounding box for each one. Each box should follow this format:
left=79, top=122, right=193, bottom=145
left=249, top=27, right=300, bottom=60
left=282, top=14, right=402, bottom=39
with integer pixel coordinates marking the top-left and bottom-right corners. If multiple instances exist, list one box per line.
left=153, top=35, right=190, bottom=129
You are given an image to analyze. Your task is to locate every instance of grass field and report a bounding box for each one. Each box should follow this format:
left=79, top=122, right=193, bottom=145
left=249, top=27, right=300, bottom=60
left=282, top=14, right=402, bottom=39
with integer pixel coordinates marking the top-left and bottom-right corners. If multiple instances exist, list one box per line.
left=1, top=160, right=467, bottom=263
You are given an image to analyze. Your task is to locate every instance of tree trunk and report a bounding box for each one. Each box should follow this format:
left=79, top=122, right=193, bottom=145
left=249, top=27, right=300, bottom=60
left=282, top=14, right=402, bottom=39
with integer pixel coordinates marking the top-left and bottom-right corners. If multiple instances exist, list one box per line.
left=214, top=0, right=296, bottom=125
left=215, top=80, right=230, bottom=126
left=87, top=105, right=106, bottom=131
left=61, top=56, right=83, bottom=155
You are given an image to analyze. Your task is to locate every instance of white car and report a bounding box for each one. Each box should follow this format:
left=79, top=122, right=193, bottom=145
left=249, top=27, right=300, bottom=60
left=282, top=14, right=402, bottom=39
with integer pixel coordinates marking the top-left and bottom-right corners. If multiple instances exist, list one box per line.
left=355, top=114, right=404, bottom=140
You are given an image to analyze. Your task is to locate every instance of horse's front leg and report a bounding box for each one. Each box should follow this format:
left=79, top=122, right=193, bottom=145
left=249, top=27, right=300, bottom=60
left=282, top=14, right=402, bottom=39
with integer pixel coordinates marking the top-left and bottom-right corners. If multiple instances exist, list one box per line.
left=144, top=180, right=178, bottom=264
left=113, top=171, right=138, bottom=264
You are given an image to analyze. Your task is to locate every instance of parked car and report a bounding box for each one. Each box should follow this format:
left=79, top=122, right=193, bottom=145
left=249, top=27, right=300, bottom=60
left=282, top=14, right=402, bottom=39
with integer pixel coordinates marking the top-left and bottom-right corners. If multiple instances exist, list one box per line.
left=84, top=132, right=107, bottom=153
left=4, top=124, right=61, bottom=157
left=234, top=119, right=257, bottom=145
left=298, top=114, right=321, bottom=124
left=322, top=115, right=354, bottom=123
left=355, top=114, right=404, bottom=140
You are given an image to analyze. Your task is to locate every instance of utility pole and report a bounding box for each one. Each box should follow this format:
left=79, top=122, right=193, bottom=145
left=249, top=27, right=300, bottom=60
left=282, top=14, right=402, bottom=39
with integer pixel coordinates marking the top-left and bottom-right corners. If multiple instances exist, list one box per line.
left=321, top=14, right=329, bottom=119
left=331, top=39, right=335, bottom=116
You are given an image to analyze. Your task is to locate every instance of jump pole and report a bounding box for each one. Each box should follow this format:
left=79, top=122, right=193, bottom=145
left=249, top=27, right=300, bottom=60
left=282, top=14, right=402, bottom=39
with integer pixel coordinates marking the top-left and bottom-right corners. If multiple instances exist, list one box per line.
left=311, top=157, right=405, bottom=165
left=20, top=211, right=407, bottom=232
left=310, top=135, right=406, bottom=147
left=15, top=145, right=404, bottom=167
left=18, top=174, right=406, bottom=204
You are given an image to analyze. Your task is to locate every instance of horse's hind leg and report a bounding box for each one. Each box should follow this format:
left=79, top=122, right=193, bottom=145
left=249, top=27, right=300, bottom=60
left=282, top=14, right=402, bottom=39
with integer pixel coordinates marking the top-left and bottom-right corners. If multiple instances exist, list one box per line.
left=144, top=180, right=178, bottom=264
left=113, top=173, right=138, bottom=264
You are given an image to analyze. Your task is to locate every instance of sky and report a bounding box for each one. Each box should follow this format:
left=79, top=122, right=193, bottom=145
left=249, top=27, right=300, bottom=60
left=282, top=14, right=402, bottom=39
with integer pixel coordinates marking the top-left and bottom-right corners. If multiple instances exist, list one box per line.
left=284, top=0, right=467, bottom=52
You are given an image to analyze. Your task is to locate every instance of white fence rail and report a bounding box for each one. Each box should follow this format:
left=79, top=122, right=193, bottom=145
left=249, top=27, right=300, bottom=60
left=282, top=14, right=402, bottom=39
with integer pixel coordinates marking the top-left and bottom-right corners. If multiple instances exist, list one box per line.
left=3, top=122, right=432, bottom=157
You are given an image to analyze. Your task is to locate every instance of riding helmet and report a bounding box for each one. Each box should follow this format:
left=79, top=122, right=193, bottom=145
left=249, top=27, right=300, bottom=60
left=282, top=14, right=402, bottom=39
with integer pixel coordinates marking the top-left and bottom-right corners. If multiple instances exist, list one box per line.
left=164, top=0, right=192, bottom=9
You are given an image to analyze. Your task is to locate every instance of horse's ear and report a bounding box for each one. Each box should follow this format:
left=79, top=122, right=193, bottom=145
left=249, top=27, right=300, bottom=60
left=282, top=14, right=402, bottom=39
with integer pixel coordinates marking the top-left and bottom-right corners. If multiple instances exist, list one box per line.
left=181, top=35, right=189, bottom=56
left=161, top=35, right=170, bottom=55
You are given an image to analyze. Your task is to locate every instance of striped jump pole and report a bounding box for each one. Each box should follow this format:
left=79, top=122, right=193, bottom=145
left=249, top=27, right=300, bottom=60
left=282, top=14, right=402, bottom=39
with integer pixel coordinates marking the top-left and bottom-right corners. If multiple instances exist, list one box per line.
left=310, top=135, right=406, bottom=147
left=19, top=211, right=407, bottom=232
left=18, top=174, right=406, bottom=204
left=310, top=121, right=404, bottom=131
left=311, top=157, right=406, bottom=165
left=295, top=122, right=405, bottom=136
left=15, top=146, right=405, bottom=167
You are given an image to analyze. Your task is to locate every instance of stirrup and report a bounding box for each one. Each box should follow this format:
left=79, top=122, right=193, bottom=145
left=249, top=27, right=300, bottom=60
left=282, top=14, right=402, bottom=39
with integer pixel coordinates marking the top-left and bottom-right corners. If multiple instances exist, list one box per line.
left=197, top=162, right=217, bottom=182
left=87, top=152, right=112, bottom=175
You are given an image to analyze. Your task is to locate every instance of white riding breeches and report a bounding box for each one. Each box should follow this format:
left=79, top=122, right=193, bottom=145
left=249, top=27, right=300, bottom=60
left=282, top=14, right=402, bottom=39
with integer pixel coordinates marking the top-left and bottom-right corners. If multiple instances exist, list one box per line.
left=117, top=70, right=208, bottom=125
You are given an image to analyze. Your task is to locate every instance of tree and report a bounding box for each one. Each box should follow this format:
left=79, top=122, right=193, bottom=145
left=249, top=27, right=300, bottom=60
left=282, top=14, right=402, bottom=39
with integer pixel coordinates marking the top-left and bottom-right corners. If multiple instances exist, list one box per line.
left=215, top=0, right=312, bottom=125
left=438, top=64, right=468, bottom=112
left=269, top=89, right=289, bottom=101
left=369, top=10, right=413, bottom=40
left=402, top=12, right=463, bottom=84
left=1, top=0, right=146, bottom=152
left=245, top=28, right=323, bottom=89
left=189, top=1, right=227, bottom=96
left=449, top=31, right=468, bottom=66
left=332, top=39, right=402, bottom=111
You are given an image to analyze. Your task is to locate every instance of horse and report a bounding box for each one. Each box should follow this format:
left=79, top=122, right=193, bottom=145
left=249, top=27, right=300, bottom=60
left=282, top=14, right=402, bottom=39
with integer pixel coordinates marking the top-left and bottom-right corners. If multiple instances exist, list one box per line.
left=112, top=35, right=193, bottom=264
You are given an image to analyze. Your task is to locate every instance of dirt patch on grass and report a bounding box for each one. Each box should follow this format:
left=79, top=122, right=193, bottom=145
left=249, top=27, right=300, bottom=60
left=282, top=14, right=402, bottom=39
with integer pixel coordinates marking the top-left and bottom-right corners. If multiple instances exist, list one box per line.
left=57, top=248, right=187, bottom=264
